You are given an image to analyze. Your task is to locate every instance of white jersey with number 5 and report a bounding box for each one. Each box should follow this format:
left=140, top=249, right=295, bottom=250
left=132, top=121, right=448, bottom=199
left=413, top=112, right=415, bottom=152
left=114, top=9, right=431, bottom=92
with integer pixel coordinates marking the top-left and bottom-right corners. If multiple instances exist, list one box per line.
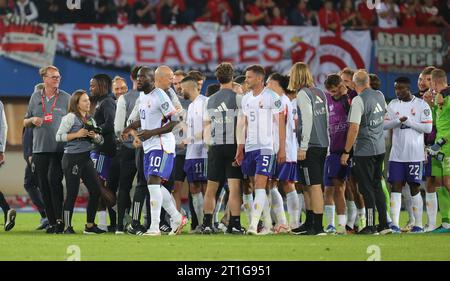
left=139, top=88, right=177, bottom=154
left=386, top=96, right=432, bottom=162
left=242, top=87, right=283, bottom=153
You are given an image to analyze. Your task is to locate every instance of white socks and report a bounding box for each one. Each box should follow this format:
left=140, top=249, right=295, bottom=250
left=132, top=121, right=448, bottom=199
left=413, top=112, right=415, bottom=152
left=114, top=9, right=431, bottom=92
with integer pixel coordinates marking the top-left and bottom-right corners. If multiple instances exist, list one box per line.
left=403, top=185, right=414, bottom=223
left=286, top=191, right=300, bottom=229
left=411, top=193, right=423, bottom=228
left=243, top=193, right=254, bottom=225
left=324, top=205, right=335, bottom=227
left=426, top=192, right=437, bottom=228
left=148, top=184, right=162, bottom=232
left=97, top=210, right=107, bottom=231
left=270, top=188, right=287, bottom=225
left=390, top=192, right=402, bottom=227
left=346, top=200, right=357, bottom=228
left=262, top=195, right=272, bottom=229
left=191, top=192, right=204, bottom=227
left=337, top=215, right=347, bottom=227
left=161, top=186, right=182, bottom=223
left=250, top=189, right=266, bottom=230
left=298, top=193, right=305, bottom=219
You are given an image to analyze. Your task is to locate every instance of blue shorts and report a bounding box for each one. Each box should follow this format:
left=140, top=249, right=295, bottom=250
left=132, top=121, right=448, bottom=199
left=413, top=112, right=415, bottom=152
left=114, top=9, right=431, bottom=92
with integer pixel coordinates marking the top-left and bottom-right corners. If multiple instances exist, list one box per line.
left=275, top=162, right=298, bottom=182
left=388, top=161, right=423, bottom=185
left=324, top=153, right=351, bottom=187
left=183, top=158, right=207, bottom=183
left=423, top=155, right=432, bottom=179
left=241, top=150, right=276, bottom=177
left=90, top=152, right=113, bottom=181
left=143, top=150, right=175, bottom=181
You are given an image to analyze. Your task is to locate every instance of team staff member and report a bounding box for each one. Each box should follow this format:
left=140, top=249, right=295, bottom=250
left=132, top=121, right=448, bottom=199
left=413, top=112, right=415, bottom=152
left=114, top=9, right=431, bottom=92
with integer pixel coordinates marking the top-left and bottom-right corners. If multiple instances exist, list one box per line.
left=341, top=70, right=391, bottom=235
left=56, top=90, right=105, bottom=234
left=24, top=65, right=70, bottom=234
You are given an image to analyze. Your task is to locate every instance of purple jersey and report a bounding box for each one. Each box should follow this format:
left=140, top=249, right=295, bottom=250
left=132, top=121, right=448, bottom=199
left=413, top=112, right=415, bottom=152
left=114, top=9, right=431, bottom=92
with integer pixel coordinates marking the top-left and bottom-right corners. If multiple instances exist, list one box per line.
left=326, top=93, right=349, bottom=153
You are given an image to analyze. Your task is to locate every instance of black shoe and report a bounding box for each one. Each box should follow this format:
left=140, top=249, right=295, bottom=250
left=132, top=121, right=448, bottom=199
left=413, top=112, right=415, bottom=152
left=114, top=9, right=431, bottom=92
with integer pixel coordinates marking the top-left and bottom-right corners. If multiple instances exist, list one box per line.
left=376, top=224, right=393, bottom=235
left=107, top=225, right=116, bottom=233
left=46, top=225, right=56, bottom=234
left=299, top=228, right=317, bottom=235
left=84, top=224, right=106, bottom=234
left=201, top=225, right=216, bottom=235
left=345, top=225, right=356, bottom=234
left=4, top=209, right=16, bottom=232
left=55, top=220, right=64, bottom=234
left=126, top=223, right=145, bottom=235
left=159, top=223, right=172, bottom=234
left=356, top=226, right=377, bottom=235
left=226, top=226, right=246, bottom=235
left=64, top=226, right=76, bottom=234
left=291, top=224, right=309, bottom=235
left=36, top=218, right=49, bottom=230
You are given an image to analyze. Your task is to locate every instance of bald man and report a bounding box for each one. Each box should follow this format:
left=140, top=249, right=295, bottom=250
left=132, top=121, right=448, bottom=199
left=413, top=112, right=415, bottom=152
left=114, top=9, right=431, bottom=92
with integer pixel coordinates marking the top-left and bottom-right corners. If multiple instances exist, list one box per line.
left=341, top=70, right=391, bottom=235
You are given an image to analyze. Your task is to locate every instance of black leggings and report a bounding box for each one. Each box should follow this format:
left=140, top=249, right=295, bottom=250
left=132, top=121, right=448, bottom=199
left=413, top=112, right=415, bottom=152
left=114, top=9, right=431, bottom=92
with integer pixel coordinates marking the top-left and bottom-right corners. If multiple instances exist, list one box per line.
left=32, top=153, right=64, bottom=225
left=116, top=146, right=137, bottom=229
left=62, top=152, right=100, bottom=227
left=24, top=159, right=46, bottom=217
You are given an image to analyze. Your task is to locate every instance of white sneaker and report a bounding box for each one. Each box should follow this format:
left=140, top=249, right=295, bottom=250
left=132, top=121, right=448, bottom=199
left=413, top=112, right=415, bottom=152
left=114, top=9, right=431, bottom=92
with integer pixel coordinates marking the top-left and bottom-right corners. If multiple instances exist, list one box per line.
left=115, top=231, right=125, bottom=235
left=424, top=224, right=437, bottom=232
left=401, top=220, right=415, bottom=232
left=246, top=226, right=258, bottom=235
left=169, top=216, right=187, bottom=236
left=217, top=223, right=228, bottom=233
left=143, top=230, right=161, bottom=236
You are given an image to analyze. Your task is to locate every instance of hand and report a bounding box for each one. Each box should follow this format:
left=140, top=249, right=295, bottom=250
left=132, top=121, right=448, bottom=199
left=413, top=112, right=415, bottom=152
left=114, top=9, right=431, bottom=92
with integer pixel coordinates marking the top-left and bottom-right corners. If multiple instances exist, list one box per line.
left=277, top=150, right=286, bottom=164
left=121, top=128, right=135, bottom=141
left=87, top=131, right=97, bottom=139
left=28, top=156, right=32, bottom=164
left=234, top=149, right=244, bottom=166
left=399, top=116, right=408, bottom=122
left=297, top=150, right=306, bottom=161
left=340, top=153, right=350, bottom=166
left=76, top=128, right=89, bottom=138
left=423, top=90, right=434, bottom=105
left=437, top=93, right=444, bottom=107
left=0, top=152, right=4, bottom=166
left=428, top=143, right=442, bottom=156
left=32, top=117, right=43, bottom=127
left=133, top=137, right=142, bottom=148
left=137, top=130, right=153, bottom=141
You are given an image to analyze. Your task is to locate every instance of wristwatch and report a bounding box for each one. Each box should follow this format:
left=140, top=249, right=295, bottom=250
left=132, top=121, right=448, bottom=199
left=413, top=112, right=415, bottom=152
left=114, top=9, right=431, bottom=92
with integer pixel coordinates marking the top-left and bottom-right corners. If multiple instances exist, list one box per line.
left=343, top=149, right=351, bottom=155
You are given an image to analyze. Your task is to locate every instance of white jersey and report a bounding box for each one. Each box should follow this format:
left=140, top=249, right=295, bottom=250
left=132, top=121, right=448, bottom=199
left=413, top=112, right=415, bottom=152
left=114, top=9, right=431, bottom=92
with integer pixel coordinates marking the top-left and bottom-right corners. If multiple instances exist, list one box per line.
left=285, top=96, right=298, bottom=162
left=386, top=96, right=432, bottom=162
left=186, top=95, right=208, bottom=159
left=242, top=87, right=283, bottom=153
left=139, top=88, right=177, bottom=154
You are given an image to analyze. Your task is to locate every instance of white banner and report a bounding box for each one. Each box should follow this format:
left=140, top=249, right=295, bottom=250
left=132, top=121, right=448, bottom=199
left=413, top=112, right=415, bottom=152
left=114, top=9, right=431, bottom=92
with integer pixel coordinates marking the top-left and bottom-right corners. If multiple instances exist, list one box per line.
left=56, top=24, right=320, bottom=73
left=0, top=15, right=57, bottom=68
left=316, top=30, right=372, bottom=87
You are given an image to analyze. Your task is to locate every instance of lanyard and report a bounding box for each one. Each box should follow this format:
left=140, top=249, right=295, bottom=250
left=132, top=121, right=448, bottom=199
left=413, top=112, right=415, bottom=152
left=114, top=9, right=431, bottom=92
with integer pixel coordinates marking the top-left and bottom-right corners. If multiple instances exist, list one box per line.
left=40, top=91, right=59, bottom=114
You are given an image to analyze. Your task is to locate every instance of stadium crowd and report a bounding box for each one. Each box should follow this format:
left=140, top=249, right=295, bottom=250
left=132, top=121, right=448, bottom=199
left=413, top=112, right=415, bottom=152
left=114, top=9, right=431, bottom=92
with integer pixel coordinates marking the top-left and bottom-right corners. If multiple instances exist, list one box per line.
left=0, top=0, right=450, bottom=28
left=1, top=60, right=450, bottom=236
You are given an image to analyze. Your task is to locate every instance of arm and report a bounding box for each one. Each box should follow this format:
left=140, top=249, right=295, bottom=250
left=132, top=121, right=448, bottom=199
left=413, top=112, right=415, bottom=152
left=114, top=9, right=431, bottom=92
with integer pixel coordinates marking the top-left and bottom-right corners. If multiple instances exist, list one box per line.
left=137, top=120, right=179, bottom=141
left=343, top=123, right=359, bottom=154
left=56, top=114, right=88, bottom=142
left=114, top=95, right=127, bottom=138
left=403, top=119, right=432, bottom=134
left=297, top=90, right=313, bottom=151
left=26, top=2, right=39, bottom=21
left=277, top=110, right=286, bottom=163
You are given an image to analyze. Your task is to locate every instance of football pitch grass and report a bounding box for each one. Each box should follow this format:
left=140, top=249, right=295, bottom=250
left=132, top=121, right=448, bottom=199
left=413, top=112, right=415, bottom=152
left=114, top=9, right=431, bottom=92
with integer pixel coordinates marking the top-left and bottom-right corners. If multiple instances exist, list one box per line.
left=0, top=212, right=449, bottom=261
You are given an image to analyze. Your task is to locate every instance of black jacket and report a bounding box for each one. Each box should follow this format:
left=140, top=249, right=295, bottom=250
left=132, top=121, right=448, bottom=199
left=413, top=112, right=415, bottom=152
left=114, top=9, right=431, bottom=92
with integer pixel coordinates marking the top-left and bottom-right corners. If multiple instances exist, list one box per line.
left=92, top=94, right=117, bottom=156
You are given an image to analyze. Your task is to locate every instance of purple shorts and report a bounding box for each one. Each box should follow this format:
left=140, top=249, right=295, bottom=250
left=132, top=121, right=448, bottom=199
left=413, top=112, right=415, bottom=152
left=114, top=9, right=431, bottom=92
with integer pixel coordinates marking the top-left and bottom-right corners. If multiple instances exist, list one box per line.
left=90, top=152, right=113, bottom=181
left=143, top=150, right=175, bottom=181
left=423, top=155, right=432, bottom=179
left=183, top=158, right=207, bottom=183
left=388, top=161, right=423, bottom=185
left=241, top=150, right=276, bottom=177
left=275, top=162, right=298, bottom=182
left=324, top=153, right=351, bottom=187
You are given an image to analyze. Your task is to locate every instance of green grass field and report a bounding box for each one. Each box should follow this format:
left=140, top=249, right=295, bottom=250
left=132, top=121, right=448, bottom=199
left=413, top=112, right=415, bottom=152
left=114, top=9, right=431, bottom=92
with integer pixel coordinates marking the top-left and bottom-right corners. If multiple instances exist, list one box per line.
left=0, top=212, right=449, bottom=261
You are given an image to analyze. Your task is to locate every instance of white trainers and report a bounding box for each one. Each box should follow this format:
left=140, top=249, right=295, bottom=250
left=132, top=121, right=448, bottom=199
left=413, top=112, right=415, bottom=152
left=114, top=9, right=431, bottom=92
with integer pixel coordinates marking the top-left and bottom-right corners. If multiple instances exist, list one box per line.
left=143, top=230, right=161, bottom=236
left=401, top=220, right=415, bottom=232
left=246, top=225, right=258, bottom=235
left=169, top=216, right=187, bottom=235
left=424, top=224, right=437, bottom=232
left=257, top=227, right=273, bottom=235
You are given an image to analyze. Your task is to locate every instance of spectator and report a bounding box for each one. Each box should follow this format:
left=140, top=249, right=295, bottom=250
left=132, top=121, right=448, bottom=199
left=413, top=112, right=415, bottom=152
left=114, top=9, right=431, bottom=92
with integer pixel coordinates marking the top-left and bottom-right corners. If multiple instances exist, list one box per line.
left=14, top=0, right=38, bottom=22
left=132, top=0, right=159, bottom=24
left=95, top=0, right=114, bottom=23
left=228, top=0, right=245, bottom=25
left=439, top=0, right=450, bottom=25
left=357, top=0, right=377, bottom=28
left=159, top=0, right=179, bottom=24
left=0, top=0, right=12, bottom=16
left=184, top=0, right=206, bottom=24
left=318, top=0, right=341, bottom=34
left=206, top=0, right=232, bottom=25
left=417, top=0, right=449, bottom=27
left=37, top=0, right=63, bottom=23
left=244, top=0, right=269, bottom=25
left=339, top=0, right=359, bottom=29
left=115, top=0, right=132, bottom=24
left=288, top=0, right=315, bottom=26
left=399, top=0, right=418, bottom=28
left=376, top=0, right=400, bottom=28
left=270, top=5, right=287, bottom=25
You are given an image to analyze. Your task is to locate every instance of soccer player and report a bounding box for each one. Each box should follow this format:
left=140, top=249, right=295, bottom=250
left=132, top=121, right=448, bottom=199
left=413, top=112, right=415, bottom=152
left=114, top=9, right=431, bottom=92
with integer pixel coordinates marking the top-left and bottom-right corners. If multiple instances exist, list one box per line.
left=323, top=74, right=352, bottom=235
left=267, top=73, right=300, bottom=233
left=122, top=66, right=187, bottom=236
left=341, top=70, right=391, bottom=235
left=289, top=62, right=328, bottom=236
left=384, top=77, right=432, bottom=233
left=180, top=76, right=208, bottom=233
left=201, top=62, right=244, bottom=234
left=0, top=99, right=16, bottom=231
left=428, top=68, right=450, bottom=233
left=237, top=65, right=286, bottom=235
